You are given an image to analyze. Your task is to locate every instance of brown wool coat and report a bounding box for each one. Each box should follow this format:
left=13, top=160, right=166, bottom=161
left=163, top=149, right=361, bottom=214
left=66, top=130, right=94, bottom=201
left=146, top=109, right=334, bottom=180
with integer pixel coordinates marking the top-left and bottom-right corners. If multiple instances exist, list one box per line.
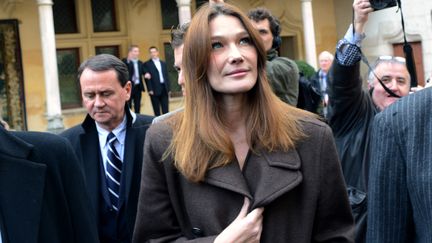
left=133, top=117, right=355, bottom=243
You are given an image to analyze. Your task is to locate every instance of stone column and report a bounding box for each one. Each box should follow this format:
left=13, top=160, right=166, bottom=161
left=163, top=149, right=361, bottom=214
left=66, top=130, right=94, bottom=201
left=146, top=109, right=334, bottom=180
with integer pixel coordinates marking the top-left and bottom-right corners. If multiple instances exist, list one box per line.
left=176, top=0, right=192, bottom=25
left=36, top=0, right=64, bottom=132
left=301, top=0, right=317, bottom=69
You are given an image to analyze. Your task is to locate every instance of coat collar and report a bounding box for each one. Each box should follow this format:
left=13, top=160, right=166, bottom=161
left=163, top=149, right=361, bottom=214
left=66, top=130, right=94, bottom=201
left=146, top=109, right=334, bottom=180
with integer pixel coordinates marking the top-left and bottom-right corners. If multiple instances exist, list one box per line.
left=204, top=147, right=302, bottom=209
left=0, top=127, right=32, bottom=159
left=0, top=128, right=46, bottom=243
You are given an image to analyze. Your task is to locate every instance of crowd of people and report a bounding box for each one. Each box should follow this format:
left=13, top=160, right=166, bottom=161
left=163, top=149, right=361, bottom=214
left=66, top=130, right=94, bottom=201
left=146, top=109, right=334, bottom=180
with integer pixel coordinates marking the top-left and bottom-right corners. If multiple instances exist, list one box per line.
left=0, top=0, right=431, bottom=242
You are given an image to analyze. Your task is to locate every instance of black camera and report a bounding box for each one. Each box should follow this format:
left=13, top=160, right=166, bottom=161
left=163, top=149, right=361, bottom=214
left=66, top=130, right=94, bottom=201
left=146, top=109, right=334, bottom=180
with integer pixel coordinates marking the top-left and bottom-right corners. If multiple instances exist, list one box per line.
left=370, top=0, right=398, bottom=11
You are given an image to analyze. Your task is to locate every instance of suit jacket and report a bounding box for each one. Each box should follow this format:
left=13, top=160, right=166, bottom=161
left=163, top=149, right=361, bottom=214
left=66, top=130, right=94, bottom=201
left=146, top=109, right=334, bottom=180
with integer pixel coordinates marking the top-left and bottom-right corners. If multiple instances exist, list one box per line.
left=61, top=108, right=153, bottom=242
left=0, top=127, right=98, bottom=243
left=367, top=88, right=432, bottom=243
left=133, top=116, right=354, bottom=243
left=122, top=58, right=145, bottom=92
left=143, top=59, right=170, bottom=96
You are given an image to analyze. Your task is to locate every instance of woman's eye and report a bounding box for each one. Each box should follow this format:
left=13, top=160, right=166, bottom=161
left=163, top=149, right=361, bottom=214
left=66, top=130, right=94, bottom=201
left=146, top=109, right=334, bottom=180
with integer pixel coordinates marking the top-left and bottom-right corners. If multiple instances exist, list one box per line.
left=239, top=37, right=251, bottom=45
left=211, top=42, right=223, bottom=49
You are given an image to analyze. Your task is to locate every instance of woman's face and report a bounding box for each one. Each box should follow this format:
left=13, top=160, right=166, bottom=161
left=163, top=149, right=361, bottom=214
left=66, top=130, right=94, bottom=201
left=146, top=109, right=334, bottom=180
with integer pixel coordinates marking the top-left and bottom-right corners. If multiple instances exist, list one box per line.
left=207, top=15, right=258, bottom=94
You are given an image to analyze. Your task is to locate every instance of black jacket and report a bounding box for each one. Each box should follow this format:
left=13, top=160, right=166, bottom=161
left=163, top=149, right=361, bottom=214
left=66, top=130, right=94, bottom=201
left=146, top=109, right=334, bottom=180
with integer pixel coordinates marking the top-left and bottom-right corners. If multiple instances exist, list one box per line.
left=328, top=61, right=377, bottom=192
left=143, top=59, right=170, bottom=96
left=0, top=127, right=99, bottom=243
left=122, top=58, right=146, bottom=92
left=327, top=60, right=377, bottom=243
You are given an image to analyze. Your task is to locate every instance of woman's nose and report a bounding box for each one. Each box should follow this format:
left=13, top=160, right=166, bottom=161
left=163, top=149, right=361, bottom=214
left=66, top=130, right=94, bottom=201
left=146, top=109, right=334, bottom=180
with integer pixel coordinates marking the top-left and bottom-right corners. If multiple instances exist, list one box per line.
left=228, top=46, right=244, bottom=64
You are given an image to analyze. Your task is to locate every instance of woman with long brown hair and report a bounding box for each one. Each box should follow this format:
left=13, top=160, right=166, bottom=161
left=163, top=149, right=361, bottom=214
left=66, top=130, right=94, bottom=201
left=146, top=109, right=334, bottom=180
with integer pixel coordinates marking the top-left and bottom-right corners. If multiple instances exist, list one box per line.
left=133, top=3, right=354, bottom=243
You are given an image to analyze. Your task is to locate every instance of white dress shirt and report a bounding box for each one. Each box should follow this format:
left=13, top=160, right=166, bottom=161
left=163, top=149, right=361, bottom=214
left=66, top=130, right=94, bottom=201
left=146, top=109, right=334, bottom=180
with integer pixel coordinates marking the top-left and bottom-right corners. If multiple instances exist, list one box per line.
left=96, top=116, right=127, bottom=174
left=152, top=58, right=164, bottom=83
left=132, top=59, right=140, bottom=85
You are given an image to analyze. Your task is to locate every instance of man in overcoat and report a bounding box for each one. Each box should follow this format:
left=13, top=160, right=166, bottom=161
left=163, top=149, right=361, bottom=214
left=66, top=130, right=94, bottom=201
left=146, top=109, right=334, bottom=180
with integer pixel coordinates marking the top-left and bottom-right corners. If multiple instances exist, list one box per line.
left=61, top=54, right=153, bottom=242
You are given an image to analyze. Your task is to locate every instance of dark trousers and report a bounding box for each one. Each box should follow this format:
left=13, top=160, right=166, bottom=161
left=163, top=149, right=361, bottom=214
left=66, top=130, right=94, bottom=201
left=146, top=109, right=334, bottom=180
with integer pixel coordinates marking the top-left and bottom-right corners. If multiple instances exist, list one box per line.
left=129, top=84, right=142, bottom=113
left=150, top=85, right=169, bottom=116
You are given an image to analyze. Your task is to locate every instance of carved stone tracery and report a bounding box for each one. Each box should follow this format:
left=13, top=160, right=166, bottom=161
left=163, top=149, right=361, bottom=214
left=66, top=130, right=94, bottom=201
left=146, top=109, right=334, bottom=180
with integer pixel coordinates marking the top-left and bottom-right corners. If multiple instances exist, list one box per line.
left=1, top=0, right=23, bottom=17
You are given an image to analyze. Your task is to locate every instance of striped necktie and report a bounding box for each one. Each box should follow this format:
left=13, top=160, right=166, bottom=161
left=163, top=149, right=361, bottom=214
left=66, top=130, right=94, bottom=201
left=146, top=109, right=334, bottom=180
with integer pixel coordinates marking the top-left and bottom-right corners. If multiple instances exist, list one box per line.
left=106, top=132, right=122, bottom=211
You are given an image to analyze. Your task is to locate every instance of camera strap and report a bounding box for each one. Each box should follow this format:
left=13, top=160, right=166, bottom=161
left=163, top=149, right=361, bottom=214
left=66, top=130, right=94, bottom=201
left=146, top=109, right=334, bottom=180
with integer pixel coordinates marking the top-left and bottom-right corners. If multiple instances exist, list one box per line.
left=397, top=0, right=418, bottom=87
left=359, top=50, right=402, bottom=98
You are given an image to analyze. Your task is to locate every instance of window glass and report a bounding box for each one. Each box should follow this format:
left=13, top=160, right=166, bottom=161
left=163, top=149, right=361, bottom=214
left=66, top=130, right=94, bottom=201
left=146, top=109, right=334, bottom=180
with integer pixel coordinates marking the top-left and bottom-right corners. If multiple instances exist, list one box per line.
left=95, top=45, right=120, bottom=58
left=196, top=0, right=208, bottom=9
left=91, top=0, right=117, bottom=32
left=160, top=0, right=179, bottom=30
left=53, top=0, right=78, bottom=34
left=57, top=48, right=82, bottom=109
left=163, top=43, right=181, bottom=95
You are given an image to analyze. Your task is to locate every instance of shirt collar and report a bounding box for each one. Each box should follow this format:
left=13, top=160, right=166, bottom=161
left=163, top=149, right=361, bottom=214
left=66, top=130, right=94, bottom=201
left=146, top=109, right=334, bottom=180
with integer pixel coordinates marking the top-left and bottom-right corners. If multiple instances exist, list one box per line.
left=95, top=115, right=127, bottom=146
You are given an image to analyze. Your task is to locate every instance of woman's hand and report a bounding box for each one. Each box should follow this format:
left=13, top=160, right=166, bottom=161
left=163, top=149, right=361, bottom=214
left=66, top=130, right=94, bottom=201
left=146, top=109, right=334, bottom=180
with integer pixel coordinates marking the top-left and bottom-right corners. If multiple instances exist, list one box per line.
left=214, top=197, right=264, bottom=243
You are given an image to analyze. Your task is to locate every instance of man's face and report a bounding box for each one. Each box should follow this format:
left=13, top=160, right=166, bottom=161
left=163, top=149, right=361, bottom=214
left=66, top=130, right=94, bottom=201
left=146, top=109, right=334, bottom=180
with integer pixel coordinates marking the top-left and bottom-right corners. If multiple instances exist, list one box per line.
left=319, top=57, right=333, bottom=73
left=174, top=44, right=185, bottom=96
left=80, top=68, right=131, bottom=131
left=371, top=62, right=410, bottom=111
left=129, top=47, right=140, bottom=60
left=250, top=19, right=273, bottom=52
left=150, top=48, right=159, bottom=59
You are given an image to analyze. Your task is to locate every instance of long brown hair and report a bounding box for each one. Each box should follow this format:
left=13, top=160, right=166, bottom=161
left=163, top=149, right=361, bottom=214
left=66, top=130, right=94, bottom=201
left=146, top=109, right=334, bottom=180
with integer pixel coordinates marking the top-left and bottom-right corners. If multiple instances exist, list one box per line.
left=167, top=3, right=309, bottom=182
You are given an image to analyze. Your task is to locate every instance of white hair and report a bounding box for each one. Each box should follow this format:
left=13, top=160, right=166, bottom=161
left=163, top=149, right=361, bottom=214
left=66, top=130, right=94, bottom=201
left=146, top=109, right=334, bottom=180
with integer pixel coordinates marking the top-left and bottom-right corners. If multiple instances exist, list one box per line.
left=318, top=51, right=334, bottom=61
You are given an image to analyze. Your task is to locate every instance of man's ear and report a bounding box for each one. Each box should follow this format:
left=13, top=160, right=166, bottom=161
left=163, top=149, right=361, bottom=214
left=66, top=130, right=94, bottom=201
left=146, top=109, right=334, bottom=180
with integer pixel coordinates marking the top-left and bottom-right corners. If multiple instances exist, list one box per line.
left=125, top=81, right=132, bottom=97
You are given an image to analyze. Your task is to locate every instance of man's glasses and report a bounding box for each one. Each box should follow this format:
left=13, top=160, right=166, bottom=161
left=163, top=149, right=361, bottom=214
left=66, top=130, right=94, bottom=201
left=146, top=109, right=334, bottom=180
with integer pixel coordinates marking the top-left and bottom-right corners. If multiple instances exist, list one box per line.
left=376, top=55, right=406, bottom=64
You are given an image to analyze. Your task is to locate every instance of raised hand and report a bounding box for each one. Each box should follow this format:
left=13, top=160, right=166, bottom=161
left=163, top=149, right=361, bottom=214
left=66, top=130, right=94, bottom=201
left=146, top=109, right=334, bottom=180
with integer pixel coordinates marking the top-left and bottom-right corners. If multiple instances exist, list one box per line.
left=353, top=0, right=373, bottom=34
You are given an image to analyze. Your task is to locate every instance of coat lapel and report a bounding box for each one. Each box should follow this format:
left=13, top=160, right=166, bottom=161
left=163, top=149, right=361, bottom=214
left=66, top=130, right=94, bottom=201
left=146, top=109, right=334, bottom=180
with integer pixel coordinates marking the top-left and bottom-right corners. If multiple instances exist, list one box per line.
left=244, top=148, right=302, bottom=209
left=204, top=160, right=252, bottom=199
left=79, top=129, right=107, bottom=210
left=0, top=129, right=46, bottom=243
left=203, top=147, right=303, bottom=208
left=120, top=126, right=136, bottom=208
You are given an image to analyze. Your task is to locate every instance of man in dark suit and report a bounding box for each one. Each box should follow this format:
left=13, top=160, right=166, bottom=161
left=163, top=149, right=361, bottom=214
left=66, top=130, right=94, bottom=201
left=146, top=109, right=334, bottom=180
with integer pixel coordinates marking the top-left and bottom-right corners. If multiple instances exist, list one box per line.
left=143, top=46, right=170, bottom=116
left=0, top=126, right=98, bottom=243
left=367, top=87, right=432, bottom=242
left=61, top=54, right=153, bottom=243
left=122, top=45, right=145, bottom=113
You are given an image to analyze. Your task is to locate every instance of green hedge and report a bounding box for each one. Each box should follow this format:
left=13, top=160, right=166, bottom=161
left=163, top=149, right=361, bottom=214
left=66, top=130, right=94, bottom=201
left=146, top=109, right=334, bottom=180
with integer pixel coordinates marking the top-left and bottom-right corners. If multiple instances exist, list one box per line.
left=295, top=60, right=316, bottom=79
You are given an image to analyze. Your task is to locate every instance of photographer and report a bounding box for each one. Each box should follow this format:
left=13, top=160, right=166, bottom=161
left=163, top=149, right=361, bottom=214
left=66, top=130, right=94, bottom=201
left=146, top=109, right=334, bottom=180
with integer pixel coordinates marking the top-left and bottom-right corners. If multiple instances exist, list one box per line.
left=327, top=0, right=410, bottom=242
